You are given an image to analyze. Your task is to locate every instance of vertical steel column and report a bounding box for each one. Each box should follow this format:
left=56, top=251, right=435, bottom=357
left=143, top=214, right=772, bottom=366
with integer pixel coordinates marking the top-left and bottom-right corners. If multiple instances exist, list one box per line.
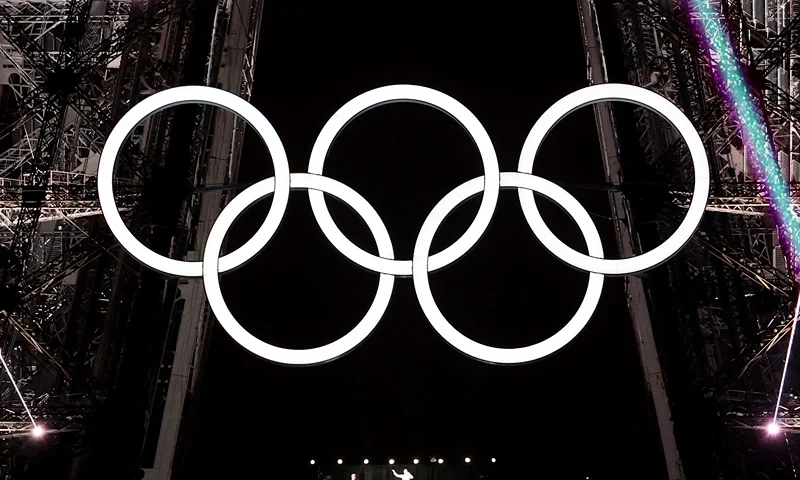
left=577, top=1, right=686, bottom=478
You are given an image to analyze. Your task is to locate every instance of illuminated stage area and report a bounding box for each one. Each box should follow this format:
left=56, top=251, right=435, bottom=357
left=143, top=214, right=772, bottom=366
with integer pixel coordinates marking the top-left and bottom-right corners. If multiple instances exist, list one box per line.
left=310, top=459, right=498, bottom=480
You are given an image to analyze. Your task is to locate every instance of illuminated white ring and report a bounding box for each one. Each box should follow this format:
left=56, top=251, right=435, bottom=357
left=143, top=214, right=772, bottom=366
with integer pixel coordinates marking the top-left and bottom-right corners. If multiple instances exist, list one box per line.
left=98, top=86, right=291, bottom=277
left=413, top=171, right=604, bottom=364
left=517, top=83, right=710, bottom=275
left=203, top=172, right=395, bottom=366
left=307, top=85, right=501, bottom=276
left=97, top=84, right=710, bottom=366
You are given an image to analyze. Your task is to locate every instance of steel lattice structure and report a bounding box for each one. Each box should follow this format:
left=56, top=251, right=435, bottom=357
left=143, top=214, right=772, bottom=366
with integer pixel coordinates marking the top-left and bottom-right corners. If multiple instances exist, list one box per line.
left=580, top=0, right=800, bottom=477
left=0, top=0, right=262, bottom=476
left=7, top=0, right=797, bottom=477
left=0, top=0, right=232, bottom=477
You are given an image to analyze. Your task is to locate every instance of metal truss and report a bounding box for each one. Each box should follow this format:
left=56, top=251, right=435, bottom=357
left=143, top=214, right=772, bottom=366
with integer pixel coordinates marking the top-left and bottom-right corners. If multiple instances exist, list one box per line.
left=618, top=0, right=798, bottom=385
left=671, top=181, right=800, bottom=215
left=721, top=389, right=800, bottom=432
left=609, top=0, right=800, bottom=476
left=0, top=0, right=196, bottom=473
left=0, top=171, right=139, bottom=236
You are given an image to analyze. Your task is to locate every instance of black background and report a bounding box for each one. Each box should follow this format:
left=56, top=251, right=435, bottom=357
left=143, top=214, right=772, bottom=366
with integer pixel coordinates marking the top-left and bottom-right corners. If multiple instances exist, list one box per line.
left=186, top=2, right=666, bottom=478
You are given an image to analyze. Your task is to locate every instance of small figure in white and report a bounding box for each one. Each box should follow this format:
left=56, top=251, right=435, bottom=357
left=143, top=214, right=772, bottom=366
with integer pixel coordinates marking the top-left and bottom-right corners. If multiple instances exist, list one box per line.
left=392, top=468, right=414, bottom=480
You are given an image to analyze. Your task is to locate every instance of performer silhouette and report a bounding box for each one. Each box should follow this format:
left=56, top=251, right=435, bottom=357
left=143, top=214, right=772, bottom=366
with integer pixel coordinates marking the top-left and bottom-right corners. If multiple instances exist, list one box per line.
left=392, top=469, right=414, bottom=480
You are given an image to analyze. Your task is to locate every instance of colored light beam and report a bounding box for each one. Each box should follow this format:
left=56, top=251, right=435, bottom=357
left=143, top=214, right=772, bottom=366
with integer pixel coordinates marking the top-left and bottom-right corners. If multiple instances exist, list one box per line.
left=687, top=0, right=800, bottom=434
left=687, top=0, right=800, bottom=278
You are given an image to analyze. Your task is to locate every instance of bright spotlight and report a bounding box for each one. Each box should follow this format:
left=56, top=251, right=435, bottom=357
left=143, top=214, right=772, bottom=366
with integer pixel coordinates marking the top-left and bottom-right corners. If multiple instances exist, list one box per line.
left=768, top=422, right=781, bottom=435
left=337, top=459, right=343, bottom=465
left=310, top=460, right=316, bottom=465
left=438, top=459, right=444, bottom=464
left=363, top=459, right=369, bottom=465
left=389, top=459, right=395, bottom=465
left=464, top=457, right=471, bottom=464
left=31, top=425, right=44, bottom=438
left=491, top=458, right=496, bottom=463
left=413, top=459, right=419, bottom=465
left=430, top=457, right=437, bottom=463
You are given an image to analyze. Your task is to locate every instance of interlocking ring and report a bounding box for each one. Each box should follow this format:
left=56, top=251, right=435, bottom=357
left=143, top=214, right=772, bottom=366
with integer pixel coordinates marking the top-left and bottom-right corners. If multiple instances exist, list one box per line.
left=98, top=83, right=710, bottom=366
left=98, top=86, right=292, bottom=278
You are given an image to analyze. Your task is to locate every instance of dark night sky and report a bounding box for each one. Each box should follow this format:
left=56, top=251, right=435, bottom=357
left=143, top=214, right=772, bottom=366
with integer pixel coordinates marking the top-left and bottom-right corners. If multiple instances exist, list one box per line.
left=187, top=2, right=665, bottom=478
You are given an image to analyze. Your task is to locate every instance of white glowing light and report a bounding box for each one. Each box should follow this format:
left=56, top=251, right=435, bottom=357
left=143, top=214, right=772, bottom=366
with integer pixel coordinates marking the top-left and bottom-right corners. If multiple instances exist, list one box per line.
left=310, top=460, right=316, bottom=465
left=99, top=84, right=708, bottom=366
left=438, top=459, right=444, bottom=464
left=338, top=459, right=343, bottom=465
left=202, top=174, right=394, bottom=365
left=491, top=458, right=496, bottom=463
left=768, top=422, right=781, bottom=435
left=97, top=86, right=291, bottom=278
left=364, top=459, right=369, bottom=465
left=413, top=172, right=603, bottom=364
left=307, top=85, right=500, bottom=276
left=516, top=83, right=709, bottom=275
left=389, top=459, right=395, bottom=465
left=464, top=457, right=471, bottom=464
left=413, top=459, right=419, bottom=465
left=31, top=425, right=44, bottom=438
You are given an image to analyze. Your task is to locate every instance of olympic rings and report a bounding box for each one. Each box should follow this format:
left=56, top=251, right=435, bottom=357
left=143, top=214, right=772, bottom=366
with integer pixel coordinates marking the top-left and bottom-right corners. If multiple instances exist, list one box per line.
left=413, top=172, right=604, bottom=364
left=203, top=173, right=396, bottom=366
left=98, top=83, right=710, bottom=366
left=516, top=84, right=709, bottom=275
left=307, top=85, right=500, bottom=276
left=97, top=86, right=292, bottom=278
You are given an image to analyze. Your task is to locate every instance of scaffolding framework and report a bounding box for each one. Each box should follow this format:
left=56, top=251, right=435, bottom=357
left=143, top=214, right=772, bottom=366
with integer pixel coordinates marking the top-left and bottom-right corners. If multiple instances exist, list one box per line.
left=4, top=0, right=798, bottom=478
left=0, top=0, right=222, bottom=477
left=0, top=0, right=262, bottom=476
left=582, top=0, right=800, bottom=477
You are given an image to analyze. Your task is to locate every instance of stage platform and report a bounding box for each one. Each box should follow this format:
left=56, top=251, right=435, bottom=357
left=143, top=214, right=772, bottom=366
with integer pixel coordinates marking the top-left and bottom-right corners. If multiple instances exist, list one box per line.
left=314, top=463, right=493, bottom=480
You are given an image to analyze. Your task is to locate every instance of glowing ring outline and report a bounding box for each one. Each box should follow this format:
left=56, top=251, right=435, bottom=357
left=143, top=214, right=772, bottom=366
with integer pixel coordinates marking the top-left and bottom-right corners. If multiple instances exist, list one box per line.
left=203, top=173, right=396, bottom=366
left=412, top=172, right=604, bottom=364
left=96, top=83, right=710, bottom=366
left=517, top=83, right=710, bottom=275
left=97, top=86, right=292, bottom=277
left=307, top=85, right=500, bottom=276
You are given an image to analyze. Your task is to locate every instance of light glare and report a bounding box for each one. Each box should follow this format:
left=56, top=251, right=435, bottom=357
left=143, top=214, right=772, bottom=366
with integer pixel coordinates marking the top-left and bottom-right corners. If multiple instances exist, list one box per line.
left=310, top=460, right=315, bottom=465
left=364, top=459, right=369, bottom=465
left=31, top=425, right=44, bottom=438
left=389, top=459, right=395, bottom=465
left=768, top=422, right=781, bottom=435
left=465, top=457, right=471, bottom=464
left=438, top=459, right=443, bottom=464
left=413, top=459, right=419, bottom=465
left=337, top=459, right=343, bottom=465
